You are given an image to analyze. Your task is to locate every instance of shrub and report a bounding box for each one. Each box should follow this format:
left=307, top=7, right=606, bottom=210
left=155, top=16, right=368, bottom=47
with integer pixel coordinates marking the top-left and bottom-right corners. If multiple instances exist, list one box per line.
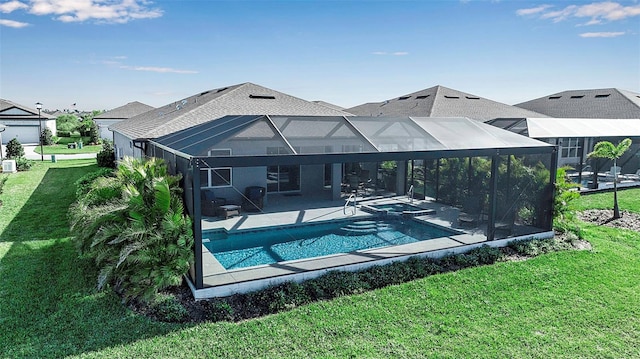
left=41, top=128, right=54, bottom=145
left=96, top=141, right=116, bottom=168
left=554, top=166, right=581, bottom=235
left=75, top=167, right=117, bottom=198
left=56, top=130, right=71, bottom=137
left=70, top=157, right=194, bottom=303
left=15, top=157, right=33, bottom=171
left=148, top=294, right=189, bottom=322
left=88, top=121, right=100, bottom=144
left=6, top=138, right=24, bottom=159
left=207, top=300, right=234, bottom=322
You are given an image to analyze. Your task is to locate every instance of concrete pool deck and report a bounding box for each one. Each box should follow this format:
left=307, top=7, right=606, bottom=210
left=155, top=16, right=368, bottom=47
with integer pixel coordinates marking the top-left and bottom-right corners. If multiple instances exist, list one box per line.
left=191, top=195, right=551, bottom=299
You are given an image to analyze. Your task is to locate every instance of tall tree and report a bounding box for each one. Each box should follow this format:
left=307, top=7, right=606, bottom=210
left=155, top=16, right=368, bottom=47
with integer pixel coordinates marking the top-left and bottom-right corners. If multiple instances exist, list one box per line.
left=588, top=138, right=632, bottom=219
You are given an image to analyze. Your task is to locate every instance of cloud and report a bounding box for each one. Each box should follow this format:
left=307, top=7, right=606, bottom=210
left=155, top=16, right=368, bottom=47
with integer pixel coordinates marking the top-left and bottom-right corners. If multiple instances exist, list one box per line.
left=517, top=1, right=640, bottom=25
left=515, top=4, right=553, bottom=16
left=579, top=31, right=626, bottom=37
left=119, top=65, right=198, bottom=74
left=0, top=19, right=30, bottom=27
left=372, top=51, right=409, bottom=56
left=0, top=1, right=28, bottom=13
left=26, top=0, right=162, bottom=24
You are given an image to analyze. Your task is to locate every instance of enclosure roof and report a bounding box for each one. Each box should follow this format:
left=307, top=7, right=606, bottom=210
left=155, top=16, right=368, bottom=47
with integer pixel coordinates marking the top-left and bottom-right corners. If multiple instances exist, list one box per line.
left=153, top=115, right=552, bottom=158
left=488, top=117, right=640, bottom=138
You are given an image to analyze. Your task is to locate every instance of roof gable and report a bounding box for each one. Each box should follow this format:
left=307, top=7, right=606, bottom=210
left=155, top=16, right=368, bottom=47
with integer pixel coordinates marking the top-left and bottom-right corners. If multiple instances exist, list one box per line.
left=110, top=83, right=351, bottom=139
left=94, top=101, right=155, bottom=120
left=0, top=99, right=55, bottom=119
left=515, top=88, right=640, bottom=119
left=346, top=85, right=547, bottom=121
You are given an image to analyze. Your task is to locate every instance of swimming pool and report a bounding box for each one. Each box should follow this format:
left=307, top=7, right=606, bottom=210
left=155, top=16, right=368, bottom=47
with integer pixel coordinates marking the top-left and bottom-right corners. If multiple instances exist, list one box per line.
left=204, top=218, right=458, bottom=270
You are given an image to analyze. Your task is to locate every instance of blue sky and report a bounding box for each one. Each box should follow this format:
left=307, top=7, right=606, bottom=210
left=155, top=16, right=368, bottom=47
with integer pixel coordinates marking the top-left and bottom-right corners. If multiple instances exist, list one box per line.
left=1, top=0, right=639, bottom=112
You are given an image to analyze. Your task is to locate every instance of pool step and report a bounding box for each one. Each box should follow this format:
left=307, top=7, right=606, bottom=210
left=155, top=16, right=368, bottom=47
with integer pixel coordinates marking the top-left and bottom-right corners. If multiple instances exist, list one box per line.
left=341, top=221, right=393, bottom=234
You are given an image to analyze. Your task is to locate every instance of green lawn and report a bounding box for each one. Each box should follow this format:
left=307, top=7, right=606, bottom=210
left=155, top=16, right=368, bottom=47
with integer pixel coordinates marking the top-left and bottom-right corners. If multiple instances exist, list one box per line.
left=1, top=161, right=638, bottom=358
left=34, top=144, right=102, bottom=155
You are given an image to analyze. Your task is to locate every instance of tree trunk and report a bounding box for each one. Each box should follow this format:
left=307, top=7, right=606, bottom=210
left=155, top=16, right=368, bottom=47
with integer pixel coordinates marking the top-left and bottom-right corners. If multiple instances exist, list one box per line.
left=613, top=160, right=621, bottom=219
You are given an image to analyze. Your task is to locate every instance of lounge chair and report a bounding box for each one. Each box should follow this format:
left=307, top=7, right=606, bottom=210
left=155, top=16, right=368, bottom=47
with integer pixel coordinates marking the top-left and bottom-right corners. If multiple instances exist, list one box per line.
left=625, top=169, right=640, bottom=181
left=242, top=186, right=265, bottom=212
left=201, top=189, right=226, bottom=216
left=458, top=196, right=485, bottom=226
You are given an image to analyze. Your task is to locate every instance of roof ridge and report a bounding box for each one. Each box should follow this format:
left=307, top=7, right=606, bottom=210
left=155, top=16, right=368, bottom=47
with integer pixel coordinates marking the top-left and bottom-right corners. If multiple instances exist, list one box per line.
left=614, top=88, right=640, bottom=108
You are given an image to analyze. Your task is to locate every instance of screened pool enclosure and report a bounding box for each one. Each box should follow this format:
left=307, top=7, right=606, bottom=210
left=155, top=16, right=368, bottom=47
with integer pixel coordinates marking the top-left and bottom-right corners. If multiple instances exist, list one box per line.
left=147, top=115, right=557, bottom=293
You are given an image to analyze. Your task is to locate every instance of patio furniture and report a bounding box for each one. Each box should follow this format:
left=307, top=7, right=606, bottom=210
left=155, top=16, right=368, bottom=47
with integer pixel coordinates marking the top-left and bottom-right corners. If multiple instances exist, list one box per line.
left=242, top=186, right=265, bottom=212
left=625, top=169, right=640, bottom=181
left=201, top=189, right=226, bottom=216
left=458, top=196, right=485, bottom=226
left=219, top=204, right=241, bottom=219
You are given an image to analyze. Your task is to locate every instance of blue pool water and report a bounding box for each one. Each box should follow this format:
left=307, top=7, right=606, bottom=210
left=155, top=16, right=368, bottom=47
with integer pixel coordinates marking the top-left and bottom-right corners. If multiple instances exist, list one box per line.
left=204, top=218, right=457, bottom=270
left=370, top=203, right=424, bottom=213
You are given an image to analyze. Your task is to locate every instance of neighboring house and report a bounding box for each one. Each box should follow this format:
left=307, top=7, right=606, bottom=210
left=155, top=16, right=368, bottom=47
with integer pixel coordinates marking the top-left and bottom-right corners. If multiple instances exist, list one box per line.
left=515, top=88, right=640, bottom=119
left=0, top=99, right=56, bottom=145
left=489, top=117, right=640, bottom=189
left=109, top=82, right=351, bottom=159
left=93, top=101, right=154, bottom=141
left=346, top=85, right=547, bottom=121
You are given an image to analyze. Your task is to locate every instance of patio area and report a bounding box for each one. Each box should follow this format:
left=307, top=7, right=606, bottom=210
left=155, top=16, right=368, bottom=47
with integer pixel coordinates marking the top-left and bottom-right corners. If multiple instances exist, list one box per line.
left=192, top=194, right=552, bottom=299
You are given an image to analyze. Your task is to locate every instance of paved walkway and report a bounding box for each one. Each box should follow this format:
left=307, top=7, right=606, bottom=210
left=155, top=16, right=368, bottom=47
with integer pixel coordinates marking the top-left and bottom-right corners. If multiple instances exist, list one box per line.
left=1, top=144, right=97, bottom=161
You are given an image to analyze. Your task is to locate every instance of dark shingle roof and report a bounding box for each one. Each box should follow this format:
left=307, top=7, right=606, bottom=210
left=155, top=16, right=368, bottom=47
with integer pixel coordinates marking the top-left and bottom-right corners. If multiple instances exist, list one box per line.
left=0, top=98, right=55, bottom=119
left=515, top=88, right=640, bottom=119
left=110, top=83, right=351, bottom=139
left=311, top=100, right=349, bottom=112
left=346, top=85, right=547, bottom=121
left=94, top=101, right=155, bottom=120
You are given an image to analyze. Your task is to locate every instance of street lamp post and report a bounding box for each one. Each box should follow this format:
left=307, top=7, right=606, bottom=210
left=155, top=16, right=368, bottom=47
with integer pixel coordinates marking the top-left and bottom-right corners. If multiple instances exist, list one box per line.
left=36, top=102, right=43, bottom=161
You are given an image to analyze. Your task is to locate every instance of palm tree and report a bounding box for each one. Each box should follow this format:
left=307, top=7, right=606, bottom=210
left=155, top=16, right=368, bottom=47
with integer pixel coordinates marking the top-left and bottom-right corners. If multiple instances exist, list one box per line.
left=588, top=138, right=632, bottom=219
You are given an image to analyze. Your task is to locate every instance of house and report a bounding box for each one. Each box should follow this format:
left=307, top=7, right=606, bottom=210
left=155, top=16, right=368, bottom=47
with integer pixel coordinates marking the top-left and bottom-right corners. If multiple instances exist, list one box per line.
left=93, top=101, right=154, bottom=141
left=491, top=88, right=640, bottom=189
left=346, top=85, right=547, bottom=121
left=0, top=99, right=56, bottom=145
left=515, top=88, right=640, bottom=119
left=148, top=115, right=557, bottom=297
left=109, top=83, right=351, bottom=159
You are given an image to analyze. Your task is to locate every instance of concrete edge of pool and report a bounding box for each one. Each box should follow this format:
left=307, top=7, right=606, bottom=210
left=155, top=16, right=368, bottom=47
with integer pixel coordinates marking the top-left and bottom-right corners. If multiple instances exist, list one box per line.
left=187, top=229, right=555, bottom=300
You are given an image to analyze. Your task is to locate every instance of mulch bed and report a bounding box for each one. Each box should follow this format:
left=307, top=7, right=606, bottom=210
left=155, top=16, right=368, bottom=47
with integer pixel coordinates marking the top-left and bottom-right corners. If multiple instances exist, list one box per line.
left=577, top=209, right=640, bottom=232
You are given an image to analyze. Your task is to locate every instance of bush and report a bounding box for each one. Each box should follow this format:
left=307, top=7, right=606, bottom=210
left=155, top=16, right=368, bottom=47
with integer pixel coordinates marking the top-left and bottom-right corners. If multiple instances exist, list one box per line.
left=41, top=128, right=54, bottom=145
left=88, top=121, right=100, bottom=144
left=75, top=167, right=117, bottom=198
left=15, top=157, right=33, bottom=171
left=148, top=294, right=189, bottom=323
left=6, top=138, right=24, bottom=159
left=96, top=141, right=116, bottom=168
left=56, top=130, right=71, bottom=137
left=70, top=157, right=194, bottom=303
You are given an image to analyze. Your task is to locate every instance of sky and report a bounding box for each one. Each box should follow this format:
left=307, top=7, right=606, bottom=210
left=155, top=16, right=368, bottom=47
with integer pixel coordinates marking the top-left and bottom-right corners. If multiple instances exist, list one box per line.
left=1, top=0, right=639, bottom=112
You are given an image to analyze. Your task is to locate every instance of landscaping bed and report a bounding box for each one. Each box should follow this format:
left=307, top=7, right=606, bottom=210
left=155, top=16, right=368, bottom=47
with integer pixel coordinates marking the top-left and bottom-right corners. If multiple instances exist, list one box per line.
left=577, top=209, right=640, bottom=232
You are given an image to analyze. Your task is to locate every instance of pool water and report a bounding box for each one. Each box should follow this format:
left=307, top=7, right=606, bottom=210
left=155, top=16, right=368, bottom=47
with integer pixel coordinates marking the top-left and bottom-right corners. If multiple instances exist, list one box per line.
left=370, top=203, right=424, bottom=213
left=204, top=218, right=457, bottom=270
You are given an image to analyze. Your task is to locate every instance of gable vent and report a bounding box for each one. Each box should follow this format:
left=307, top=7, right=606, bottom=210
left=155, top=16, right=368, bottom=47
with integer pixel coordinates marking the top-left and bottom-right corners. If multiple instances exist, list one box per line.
left=465, top=96, right=480, bottom=100
left=416, top=95, right=430, bottom=99
left=595, top=94, right=610, bottom=98
left=549, top=96, right=561, bottom=99
left=444, top=95, right=460, bottom=99
left=249, top=94, right=276, bottom=99
left=570, top=95, right=584, bottom=99
left=398, top=96, right=411, bottom=100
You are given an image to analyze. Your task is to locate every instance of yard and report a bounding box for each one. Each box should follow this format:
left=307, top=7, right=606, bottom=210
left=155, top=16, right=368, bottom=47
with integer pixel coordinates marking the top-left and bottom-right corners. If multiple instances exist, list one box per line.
left=0, top=160, right=638, bottom=358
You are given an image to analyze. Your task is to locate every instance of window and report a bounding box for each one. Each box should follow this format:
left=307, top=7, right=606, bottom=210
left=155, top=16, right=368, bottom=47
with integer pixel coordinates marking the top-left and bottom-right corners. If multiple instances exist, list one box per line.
left=201, top=149, right=232, bottom=188
left=560, top=138, right=582, bottom=158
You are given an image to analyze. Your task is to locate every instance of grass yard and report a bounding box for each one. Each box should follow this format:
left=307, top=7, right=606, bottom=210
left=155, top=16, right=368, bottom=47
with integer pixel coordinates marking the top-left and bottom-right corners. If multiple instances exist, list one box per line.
left=34, top=144, right=102, bottom=155
left=1, top=161, right=638, bottom=358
